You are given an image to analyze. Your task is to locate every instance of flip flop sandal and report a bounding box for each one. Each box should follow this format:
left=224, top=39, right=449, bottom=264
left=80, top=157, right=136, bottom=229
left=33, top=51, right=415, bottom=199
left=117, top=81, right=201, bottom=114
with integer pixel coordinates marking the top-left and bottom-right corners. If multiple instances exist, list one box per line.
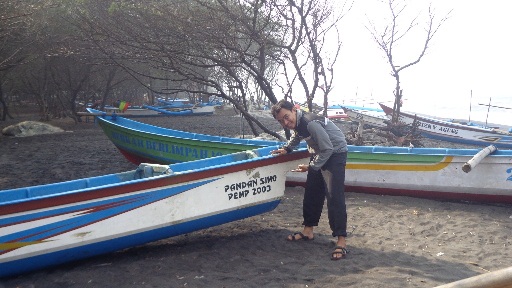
left=331, top=246, right=349, bottom=260
left=286, top=232, right=314, bottom=241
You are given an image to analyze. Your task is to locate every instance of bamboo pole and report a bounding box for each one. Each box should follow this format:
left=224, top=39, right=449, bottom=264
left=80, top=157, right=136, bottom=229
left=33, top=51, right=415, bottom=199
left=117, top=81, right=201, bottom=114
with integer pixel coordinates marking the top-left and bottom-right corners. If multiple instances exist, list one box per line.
left=462, top=145, right=497, bottom=173
left=434, top=266, right=512, bottom=288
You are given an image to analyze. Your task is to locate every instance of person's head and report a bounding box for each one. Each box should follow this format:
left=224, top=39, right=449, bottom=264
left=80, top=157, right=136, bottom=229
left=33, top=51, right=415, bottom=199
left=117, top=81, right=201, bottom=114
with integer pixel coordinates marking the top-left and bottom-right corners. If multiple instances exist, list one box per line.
left=271, top=99, right=297, bottom=130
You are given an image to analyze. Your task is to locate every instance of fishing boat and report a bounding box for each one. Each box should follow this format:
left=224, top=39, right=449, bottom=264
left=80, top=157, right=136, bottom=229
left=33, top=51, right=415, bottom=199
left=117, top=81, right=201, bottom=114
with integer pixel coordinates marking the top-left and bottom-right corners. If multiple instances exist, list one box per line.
left=286, top=145, right=512, bottom=204
left=143, top=104, right=215, bottom=116
left=343, top=107, right=389, bottom=128
left=87, top=108, right=283, bottom=164
left=0, top=145, right=309, bottom=278
left=101, top=106, right=163, bottom=117
left=142, top=99, right=218, bottom=116
left=319, top=105, right=349, bottom=121
left=379, top=103, right=512, bottom=149
left=89, top=108, right=512, bottom=204
left=321, top=104, right=386, bottom=122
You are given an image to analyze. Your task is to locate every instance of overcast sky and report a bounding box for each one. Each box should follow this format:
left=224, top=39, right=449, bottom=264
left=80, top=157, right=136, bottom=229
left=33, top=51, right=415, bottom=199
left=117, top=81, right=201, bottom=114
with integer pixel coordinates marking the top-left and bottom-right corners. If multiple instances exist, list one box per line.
left=326, top=0, right=511, bottom=123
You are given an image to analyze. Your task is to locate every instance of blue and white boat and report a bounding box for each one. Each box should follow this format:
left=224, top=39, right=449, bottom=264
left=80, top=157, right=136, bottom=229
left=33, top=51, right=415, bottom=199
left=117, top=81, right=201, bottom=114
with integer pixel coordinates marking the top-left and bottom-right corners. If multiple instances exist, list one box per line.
left=0, top=146, right=308, bottom=278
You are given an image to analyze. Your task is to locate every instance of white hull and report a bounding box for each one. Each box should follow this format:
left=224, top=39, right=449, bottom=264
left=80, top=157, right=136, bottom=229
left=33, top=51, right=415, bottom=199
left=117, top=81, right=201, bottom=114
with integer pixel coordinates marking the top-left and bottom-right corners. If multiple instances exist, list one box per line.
left=286, top=146, right=512, bottom=203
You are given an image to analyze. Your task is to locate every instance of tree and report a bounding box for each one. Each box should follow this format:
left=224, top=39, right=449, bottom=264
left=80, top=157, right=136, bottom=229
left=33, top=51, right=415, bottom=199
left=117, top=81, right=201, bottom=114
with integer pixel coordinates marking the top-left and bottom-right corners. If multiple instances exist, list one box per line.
left=366, top=0, right=450, bottom=123
left=68, top=0, right=347, bottom=140
left=274, top=0, right=346, bottom=114
left=0, top=0, right=46, bottom=120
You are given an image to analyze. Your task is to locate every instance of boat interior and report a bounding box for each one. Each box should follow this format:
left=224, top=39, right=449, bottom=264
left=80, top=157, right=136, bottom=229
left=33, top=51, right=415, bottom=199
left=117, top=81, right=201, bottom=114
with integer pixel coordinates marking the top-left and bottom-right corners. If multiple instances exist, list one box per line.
left=0, top=146, right=280, bottom=204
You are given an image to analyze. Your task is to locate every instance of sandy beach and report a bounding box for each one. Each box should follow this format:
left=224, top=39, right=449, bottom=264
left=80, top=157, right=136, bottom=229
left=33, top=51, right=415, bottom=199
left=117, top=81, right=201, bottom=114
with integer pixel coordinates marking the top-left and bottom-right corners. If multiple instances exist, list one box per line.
left=0, top=108, right=511, bottom=288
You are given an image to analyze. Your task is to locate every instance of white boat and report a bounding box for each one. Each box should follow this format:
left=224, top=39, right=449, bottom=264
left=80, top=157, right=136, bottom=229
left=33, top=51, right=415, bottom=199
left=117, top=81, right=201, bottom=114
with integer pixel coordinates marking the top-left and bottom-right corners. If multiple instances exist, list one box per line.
left=379, top=103, right=512, bottom=148
left=343, top=107, right=389, bottom=128
left=0, top=146, right=308, bottom=277
left=286, top=145, right=512, bottom=204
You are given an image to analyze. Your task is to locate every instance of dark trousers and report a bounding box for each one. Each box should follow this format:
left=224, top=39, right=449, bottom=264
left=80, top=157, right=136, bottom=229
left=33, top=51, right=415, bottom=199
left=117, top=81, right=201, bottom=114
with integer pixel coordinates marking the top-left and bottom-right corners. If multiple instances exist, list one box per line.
left=302, top=152, right=347, bottom=237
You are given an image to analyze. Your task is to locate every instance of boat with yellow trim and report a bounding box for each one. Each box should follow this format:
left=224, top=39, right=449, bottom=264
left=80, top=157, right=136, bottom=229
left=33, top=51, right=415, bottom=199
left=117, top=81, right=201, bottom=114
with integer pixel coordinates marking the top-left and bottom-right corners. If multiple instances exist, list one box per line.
left=287, top=145, right=512, bottom=204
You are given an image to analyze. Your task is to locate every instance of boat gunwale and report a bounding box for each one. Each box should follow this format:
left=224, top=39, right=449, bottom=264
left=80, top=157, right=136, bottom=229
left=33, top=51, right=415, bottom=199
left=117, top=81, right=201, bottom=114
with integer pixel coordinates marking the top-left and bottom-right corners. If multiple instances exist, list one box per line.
left=379, top=103, right=504, bottom=134
left=0, top=148, right=309, bottom=215
left=88, top=108, right=282, bottom=147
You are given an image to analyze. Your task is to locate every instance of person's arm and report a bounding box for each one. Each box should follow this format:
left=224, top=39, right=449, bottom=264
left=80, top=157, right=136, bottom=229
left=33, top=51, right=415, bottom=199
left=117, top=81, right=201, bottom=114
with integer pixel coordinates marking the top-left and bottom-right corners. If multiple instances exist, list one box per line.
left=270, top=131, right=301, bottom=155
left=308, top=121, right=334, bottom=170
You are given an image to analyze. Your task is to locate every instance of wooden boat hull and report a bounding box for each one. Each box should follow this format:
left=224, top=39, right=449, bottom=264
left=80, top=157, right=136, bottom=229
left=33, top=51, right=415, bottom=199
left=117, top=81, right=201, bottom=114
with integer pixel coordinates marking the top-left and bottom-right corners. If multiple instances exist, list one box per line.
left=286, top=146, right=512, bottom=204
left=0, top=146, right=309, bottom=278
left=87, top=109, right=282, bottom=164
left=379, top=104, right=512, bottom=148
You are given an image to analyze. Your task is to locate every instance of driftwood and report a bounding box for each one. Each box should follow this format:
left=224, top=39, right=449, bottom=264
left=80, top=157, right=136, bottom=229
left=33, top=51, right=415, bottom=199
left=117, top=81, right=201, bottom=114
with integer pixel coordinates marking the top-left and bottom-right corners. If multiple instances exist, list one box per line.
left=434, top=266, right=512, bottom=288
left=348, top=116, right=425, bottom=147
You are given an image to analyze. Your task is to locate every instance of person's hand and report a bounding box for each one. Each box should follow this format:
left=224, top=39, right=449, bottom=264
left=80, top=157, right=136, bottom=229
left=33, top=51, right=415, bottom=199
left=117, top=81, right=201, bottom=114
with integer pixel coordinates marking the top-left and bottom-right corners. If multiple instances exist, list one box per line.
left=270, top=148, right=287, bottom=156
left=291, top=164, right=308, bottom=172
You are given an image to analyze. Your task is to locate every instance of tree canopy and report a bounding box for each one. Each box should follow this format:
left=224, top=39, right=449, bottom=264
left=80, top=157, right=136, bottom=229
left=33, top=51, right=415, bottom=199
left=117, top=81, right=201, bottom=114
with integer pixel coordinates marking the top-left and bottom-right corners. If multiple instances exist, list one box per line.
left=0, top=0, right=345, bottom=136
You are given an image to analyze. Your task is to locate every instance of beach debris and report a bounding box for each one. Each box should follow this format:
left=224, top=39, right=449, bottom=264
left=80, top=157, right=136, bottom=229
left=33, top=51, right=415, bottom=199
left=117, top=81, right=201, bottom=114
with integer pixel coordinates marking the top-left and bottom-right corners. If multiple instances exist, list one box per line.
left=468, top=262, right=491, bottom=272
left=436, top=252, right=444, bottom=256
left=1, top=121, right=64, bottom=137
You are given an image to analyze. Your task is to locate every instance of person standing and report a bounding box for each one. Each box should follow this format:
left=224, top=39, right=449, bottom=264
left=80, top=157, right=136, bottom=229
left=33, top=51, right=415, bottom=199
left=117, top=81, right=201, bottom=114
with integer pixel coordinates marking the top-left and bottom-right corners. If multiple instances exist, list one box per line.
left=270, top=99, right=349, bottom=260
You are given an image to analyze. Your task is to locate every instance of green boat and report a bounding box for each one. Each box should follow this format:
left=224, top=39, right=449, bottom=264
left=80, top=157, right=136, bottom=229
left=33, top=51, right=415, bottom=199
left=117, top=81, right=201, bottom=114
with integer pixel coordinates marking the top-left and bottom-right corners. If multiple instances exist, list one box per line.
left=87, top=108, right=282, bottom=164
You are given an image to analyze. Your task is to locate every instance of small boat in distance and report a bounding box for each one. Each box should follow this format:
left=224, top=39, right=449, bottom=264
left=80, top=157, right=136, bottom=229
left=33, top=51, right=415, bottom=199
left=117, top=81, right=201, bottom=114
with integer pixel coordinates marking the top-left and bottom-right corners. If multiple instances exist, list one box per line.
left=343, top=107, right=389, bottom=128
left=101, top=106, right=162, bottom=117
left=379, top=103, right=512, bottom=149
left=0, top=145, right=309, bottom=278
left=143, top=104, right=215, bottom=116
left=318, top=109, right=348, bottom=121
left=141, top=98, right=219, bottom=116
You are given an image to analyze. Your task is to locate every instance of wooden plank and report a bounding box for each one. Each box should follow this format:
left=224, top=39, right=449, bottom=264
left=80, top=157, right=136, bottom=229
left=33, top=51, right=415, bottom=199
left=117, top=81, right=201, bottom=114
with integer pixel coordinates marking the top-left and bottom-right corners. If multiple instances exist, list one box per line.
left=434, top=266, right=512, bottom=288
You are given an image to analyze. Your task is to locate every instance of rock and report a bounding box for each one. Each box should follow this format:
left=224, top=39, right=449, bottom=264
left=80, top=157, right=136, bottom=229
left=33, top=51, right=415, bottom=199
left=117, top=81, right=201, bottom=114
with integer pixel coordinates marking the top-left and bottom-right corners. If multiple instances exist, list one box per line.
left=1, top=121, right=65, bottom=137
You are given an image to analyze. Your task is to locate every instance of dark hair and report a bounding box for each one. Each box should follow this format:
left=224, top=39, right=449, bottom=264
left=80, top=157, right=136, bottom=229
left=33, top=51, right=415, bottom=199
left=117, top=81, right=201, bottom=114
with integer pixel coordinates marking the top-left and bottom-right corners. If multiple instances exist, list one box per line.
left=270, top=99, right=294, bottom=118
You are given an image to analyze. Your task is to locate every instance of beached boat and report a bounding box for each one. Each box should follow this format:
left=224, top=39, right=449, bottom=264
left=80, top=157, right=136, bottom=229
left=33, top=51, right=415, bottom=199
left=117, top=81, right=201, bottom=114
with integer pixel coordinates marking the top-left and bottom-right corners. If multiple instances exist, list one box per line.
left=143, top=104, right=215, bottom=116
left=87, top=108, right=283, bottom=164
left=103, top=106, right=162, bottom=117
left=319, top=105, right=349, bottom=121
left=325, top=109, right=349, bottom=121
left=286, top=145, right=512, bottom=204
left=89, top=108, right=512, bottom=204
left=321, top=104, right=386, bottom=122
left=379, top=103, right=512, bottom=149
left=343, top=107, right=389, bottom=128
left=0, top=145, right=309, bottom=278
left=141, top=99, right=218, bottom=116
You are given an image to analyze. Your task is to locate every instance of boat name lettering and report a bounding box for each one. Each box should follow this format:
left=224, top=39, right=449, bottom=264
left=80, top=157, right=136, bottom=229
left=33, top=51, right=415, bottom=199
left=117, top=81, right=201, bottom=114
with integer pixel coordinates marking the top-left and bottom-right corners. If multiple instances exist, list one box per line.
left=225, top=179, right=259, bottom=192
left=110, top=132, right=222, bottom=159
left=225, top=175, right=277, bottom=200
left=228, top=190, right=250, bottom=200
left=438, top=126, right=459, bottom=135
left=414, top=121, right=459, bottom=135
left=259, top=175, right=277, bottom=185
left=507, top=168, right=512, bottom=182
